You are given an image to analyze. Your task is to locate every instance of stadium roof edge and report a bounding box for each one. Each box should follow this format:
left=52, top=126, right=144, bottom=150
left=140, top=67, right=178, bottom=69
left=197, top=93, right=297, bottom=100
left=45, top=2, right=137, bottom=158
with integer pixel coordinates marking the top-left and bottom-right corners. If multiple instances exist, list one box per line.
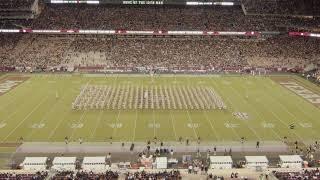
left=45, top=0, right=241, bottom=6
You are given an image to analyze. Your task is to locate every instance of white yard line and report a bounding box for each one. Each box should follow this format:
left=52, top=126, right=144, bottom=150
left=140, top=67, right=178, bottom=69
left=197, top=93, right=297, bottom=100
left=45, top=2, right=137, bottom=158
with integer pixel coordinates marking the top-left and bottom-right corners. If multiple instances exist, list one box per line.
left=209, top=78, right=243, bottom=141
left=256, top=80, right=304, bottom=141
left=132, top=110, right=138, bottom=142
left=227, top=83, right=263, bottom=141
left=0, top=104, right=27, bottom=125
left=0, top=94, right=23, bottom=111
left=290, top=103, right=320, bottom=136
left=152, top=109, right=156, bottom=138
left=264, top=80, right=318, bottom=122
left=266, top=105, right=304, bottom=142
left=169, top=110, right=178, bottom=141
left=25, top=95, right=64, bottom=140
left=150, top=78, right=157, bottom=138
left=263, top=80, right=319, bottom=138
left=185, top=77, right=219, bottom=141
left=110, top=77, right=124, bottom=139
left=186, top=110, right=198, bottom=139
left=175, top=85, right=197, bottom=139
left=69, top=80, right=92, bottom=140
left=47, top=106, right=72, bottom=140
left=270, top=79, right=320, bottom=123
left=111, top=110, right=122, bottom=138
left=90, top=109, right=104, bottom=139
left=0, top=85, right=40, bottom=125
left=237, top=78, right=283, bottom=141
left=26, top=78, right=69, bottom=140
left=69, top=109, right=87, bottom=140
left=202, top=110, right=220, bottom=141
left=225, top=87, right=261, bottom=140
left=90, top=76, right=117, bottom=140
left=2, top=96, right=49, bottom=142
left=48, top=80, right=91, bottom=141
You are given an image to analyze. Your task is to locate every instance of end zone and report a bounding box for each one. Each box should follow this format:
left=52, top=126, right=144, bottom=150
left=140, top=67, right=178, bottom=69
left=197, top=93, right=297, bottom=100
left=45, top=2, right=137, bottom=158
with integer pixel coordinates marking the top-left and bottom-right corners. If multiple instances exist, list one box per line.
left=0, top=76, right=29, bottom=96
left=271, top=77, right=320, bottom=108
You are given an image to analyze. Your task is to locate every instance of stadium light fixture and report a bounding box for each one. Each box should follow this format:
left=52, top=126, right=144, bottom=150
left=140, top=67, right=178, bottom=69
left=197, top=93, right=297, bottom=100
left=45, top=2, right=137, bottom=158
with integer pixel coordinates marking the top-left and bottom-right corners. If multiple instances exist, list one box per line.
left=213, top=2, right=234, bottom=6
left=87, top=1, right=99, bottom=4
left=186, top=1, right=234, bottom=6
left=186, top=2, right=212, bottom=5
left=310, top=33, right=320, bottom=38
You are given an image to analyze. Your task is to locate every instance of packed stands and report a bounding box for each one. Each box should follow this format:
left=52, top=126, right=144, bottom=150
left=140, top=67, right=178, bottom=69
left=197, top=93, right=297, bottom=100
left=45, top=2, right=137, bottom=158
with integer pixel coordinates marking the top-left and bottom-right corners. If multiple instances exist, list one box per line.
left=242, top=0, right=320, bottom=17
left=274, top=168, right=320, bottom=180
left=0, top=0, right=35, bottom=10
left=0, top=2, right=319, bottom=74
left=52, top=170, right=119, bottom=180
left=0, top=34, right=319, bottom=72
left=0, top=2, right=319, bottom=180
left=0, top=0, right=38, bottom=20
left=0, top=4, right=318, bottom=31
left=125, top=170, right=181, bottom=180
left=0, top=171, right=48, bottom=180
left=30, top=5, right=276, bottom=31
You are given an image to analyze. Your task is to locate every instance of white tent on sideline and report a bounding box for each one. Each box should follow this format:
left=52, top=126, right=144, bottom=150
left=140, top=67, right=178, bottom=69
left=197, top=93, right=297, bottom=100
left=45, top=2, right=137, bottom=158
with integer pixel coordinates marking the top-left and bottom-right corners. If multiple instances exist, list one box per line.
left=245, top=156, right=269, bottom=169
left=155, top=157, right=167, bottom=169
left=20, top=157, right=48, bottom=171
left=279, top=155, right=303, bottom=168
left=52, top=157, right=77, bottom=171
left=82, top=156, right=107, bottom=172
left=209, top=156, right=233, bottom=169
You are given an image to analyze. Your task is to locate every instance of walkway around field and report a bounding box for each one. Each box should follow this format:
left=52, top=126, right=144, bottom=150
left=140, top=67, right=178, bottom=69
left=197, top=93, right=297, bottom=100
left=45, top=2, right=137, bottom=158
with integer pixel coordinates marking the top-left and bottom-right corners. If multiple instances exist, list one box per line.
left=16, top=141, right=288, bottom=154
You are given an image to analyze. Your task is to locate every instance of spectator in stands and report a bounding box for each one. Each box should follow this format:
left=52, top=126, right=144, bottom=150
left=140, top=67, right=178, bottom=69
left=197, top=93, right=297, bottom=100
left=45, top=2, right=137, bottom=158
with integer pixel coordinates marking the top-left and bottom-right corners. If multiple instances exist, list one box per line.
left=125, top=170, right=181, bottom=180
left=1, top=35, right=319, bottom=73
left=5, top=4, right=319, bottom=32
left=0, top=171, right=48, bottom=180
left=53, top=170, right=119, bottom=180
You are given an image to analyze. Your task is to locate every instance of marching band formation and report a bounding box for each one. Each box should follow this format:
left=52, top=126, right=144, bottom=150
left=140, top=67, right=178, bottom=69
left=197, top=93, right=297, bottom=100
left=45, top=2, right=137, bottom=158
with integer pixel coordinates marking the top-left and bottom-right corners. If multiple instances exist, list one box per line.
left=72, top=85, right=227, bottom=110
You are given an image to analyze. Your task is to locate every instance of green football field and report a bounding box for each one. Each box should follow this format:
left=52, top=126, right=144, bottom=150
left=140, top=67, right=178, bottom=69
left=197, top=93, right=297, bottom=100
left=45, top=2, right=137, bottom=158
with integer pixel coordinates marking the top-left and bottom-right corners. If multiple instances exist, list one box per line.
left=0, top=73, right=319, bottom=144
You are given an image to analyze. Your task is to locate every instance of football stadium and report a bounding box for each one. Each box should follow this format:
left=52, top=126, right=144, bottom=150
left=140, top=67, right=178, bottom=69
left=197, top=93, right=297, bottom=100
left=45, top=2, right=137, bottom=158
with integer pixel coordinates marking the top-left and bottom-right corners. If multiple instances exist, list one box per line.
left=0, top=0, right=320, bottom=179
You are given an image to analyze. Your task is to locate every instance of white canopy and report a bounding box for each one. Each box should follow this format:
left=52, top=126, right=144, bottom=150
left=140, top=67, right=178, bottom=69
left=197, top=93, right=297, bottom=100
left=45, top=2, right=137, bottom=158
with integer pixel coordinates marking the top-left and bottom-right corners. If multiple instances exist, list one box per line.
left=82, top=157, right=107, bottom=172
left=53, top=157, right=76, bottom=164
left=245, top=156, right=269, bottom=169
left=83, top=157, right=106, bottom=164
left=279, top=155, right=303, bottom=168
left=209, top=156, right=233, bottom=169
left=21, top=157, right=47, bottom=171
left=52, top=157, right=76, bottom=171
left=279, top=155, right=303, bottom=163
left=155, top=157, right=167, bottom=169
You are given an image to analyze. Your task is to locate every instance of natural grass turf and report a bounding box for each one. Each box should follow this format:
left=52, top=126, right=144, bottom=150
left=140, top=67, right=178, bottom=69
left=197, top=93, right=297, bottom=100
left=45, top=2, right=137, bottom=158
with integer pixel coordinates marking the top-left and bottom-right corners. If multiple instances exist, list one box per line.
left=0, top=147, right=17, bottom=153
left=0, top=74, right=319, bottom=143
left=0, top=147, right=17, bottom=169
left=0, top=159, right=8, bottom=169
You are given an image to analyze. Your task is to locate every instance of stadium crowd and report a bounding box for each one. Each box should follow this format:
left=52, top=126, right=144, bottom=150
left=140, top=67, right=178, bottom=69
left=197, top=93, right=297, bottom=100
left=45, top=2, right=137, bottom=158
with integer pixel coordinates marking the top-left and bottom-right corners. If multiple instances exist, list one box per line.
left=0, top=4, right=319, bottom=32
left=52, top=170, right=119, bottom=180
left=0, top=171, right=47, bottom=180
left=0, top=3, right=319, bottom=73
left=242, top=0, right=320, bottom=16
left=0, top=34, right=319, bottom=72
left=0, top=0, right=34, bottom=10
left=125, top=170, right=181, bottom=180
left=29, top=5, right=287, bottom=31
left=274, top=168, right=320, bottom=180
